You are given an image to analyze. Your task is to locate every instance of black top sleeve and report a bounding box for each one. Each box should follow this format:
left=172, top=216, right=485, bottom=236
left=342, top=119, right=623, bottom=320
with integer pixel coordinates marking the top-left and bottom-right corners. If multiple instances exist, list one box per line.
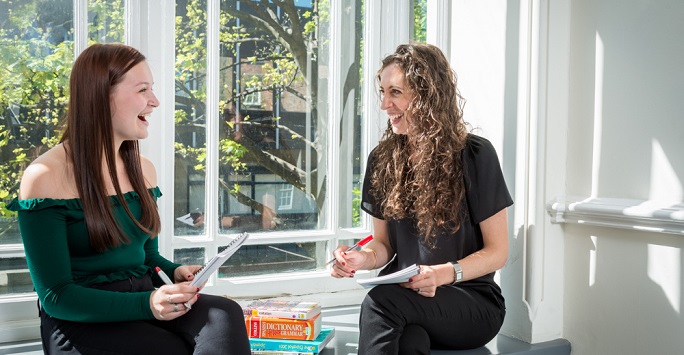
left=463, top=134, right=514, bottom=224
left=360, top=147, right=382, bottom=219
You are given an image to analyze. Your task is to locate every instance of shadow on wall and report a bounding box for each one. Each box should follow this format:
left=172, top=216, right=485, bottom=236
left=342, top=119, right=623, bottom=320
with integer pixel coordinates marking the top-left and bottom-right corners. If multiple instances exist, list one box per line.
left=564, top=226, right=682, bottom=354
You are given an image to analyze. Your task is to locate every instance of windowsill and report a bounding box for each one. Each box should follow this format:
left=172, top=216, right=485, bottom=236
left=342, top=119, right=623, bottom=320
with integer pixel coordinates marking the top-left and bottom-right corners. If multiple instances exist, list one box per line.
left=0, top=289, right=367, bottom=350
left=546, top=195, right=684, bottom=235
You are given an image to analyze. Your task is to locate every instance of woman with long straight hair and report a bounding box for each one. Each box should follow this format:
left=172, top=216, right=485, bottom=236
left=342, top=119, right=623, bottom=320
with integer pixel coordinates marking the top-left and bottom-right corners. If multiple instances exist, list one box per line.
left=9, top=43, right=250, bottom=354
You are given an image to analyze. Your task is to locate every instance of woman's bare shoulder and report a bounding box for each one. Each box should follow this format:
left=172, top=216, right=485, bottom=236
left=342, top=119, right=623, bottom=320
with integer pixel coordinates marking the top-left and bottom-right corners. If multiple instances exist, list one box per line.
left=19, top=144, right=77, bottom=200
left=139, top=154, right=158, bottom=188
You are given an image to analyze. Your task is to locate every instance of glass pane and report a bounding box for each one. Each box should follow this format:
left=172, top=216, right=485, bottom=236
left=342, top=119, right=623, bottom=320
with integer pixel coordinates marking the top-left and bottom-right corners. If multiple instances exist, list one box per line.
left=88, top=0, right=124, bottom=43
left=216, top=0, right=327, bottom=233
left=0, top=0, right=74, bottom=251
left=174, top=247, right=206, bottom=266
left=174, top=0, right=208, bottom=236
left=172, top=1, right=365, bottom=275
left=0, top=257, right=32, bottom=295
left=220, top=241, right=325, bottom=278
left=413, top=0, right=427, bottom=43
left=333, top=1, right=364, bottom=228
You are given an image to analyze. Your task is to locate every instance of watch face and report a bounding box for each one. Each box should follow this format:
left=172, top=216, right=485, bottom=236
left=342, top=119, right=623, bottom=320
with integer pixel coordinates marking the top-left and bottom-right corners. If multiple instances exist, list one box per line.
left=452, top=262, right=463, bottom=282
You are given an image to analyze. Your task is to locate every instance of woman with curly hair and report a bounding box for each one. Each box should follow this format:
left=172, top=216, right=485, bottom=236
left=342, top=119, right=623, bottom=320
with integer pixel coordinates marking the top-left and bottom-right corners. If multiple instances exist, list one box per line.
left=330, top=43, right=513, bottom=354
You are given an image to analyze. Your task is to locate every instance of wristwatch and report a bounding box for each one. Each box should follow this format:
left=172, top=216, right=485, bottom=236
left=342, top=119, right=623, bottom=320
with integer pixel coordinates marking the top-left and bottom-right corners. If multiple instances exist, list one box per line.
left=451, top=262, right=463, bottom=284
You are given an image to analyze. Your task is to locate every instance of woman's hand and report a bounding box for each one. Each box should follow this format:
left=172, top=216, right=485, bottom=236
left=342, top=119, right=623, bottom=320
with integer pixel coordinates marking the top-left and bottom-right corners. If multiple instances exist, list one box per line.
left=149, top=265, right=203, bottom=320
left=329, top=245, right=371, bottom=278
left=173, top=265, right=202, bottom=283
left=400, top=264, right=444, bottom=298
left=149, top=283, right=200, bottom=320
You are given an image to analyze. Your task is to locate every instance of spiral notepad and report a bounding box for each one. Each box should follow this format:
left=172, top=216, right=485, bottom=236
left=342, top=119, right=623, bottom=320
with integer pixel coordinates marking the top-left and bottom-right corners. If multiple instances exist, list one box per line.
left=190, top=232, right=249, bottom=287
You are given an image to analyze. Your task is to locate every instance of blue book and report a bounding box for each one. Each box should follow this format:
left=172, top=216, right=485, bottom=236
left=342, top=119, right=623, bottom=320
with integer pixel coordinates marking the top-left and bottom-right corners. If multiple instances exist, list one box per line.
left=249, top=327, right=335, bottom=354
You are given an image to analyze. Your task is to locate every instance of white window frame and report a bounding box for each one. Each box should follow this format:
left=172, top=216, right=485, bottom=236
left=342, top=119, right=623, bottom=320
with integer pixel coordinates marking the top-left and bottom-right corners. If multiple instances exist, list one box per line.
left=140, top=0, right=415, bottom=301
left=0, top=0, right=414, bottom=343
left=277, top=184, right=294, bottom=211
left=242, top=89, right=262, bottom=108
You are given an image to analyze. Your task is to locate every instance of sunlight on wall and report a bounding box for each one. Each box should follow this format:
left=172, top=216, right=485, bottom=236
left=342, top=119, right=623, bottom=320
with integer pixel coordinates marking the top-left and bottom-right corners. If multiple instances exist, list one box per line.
left=590, top=32, right=604, bottom=198
left=647, top=244, right=681, bottom=314
left=589, top=235, right=597, bottom=286
left=649, top=139, right=683, bottom=202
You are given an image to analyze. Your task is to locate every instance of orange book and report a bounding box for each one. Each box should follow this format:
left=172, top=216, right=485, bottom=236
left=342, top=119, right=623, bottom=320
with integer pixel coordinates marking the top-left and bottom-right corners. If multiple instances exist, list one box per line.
left=246, top=313, right=321, bottom=340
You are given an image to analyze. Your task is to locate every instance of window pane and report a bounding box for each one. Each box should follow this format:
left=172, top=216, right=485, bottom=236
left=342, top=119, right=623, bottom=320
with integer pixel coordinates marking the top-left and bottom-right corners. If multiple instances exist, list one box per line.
left=217, top=0, right=327, bottom=233
left=0, top=0, right=74, bottom=295
left=334, top=1, right=364, bottom=229
left=174, top=247, right=206, bottom=266
left=219, top=241, right=324, bottom=278
left=0, top=257, right=31, bottom=295
left=413, top=0, right=427, bottom=43
left=172, top=1, right=366, bottom=277
left=174, top=0, right=208, bottom=236
left=88, top=0, right=124, bottom=43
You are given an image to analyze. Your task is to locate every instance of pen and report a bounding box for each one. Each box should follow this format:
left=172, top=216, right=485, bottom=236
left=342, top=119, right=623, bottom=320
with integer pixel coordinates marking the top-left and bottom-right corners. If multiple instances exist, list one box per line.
left=325, top=235, right=373, bottom=266
left=155, top=267, right=192, bottom=310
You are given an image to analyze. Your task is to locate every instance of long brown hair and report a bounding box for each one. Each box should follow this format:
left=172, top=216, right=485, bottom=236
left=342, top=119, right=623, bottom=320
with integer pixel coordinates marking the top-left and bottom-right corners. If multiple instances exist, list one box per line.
left=60, top=43, right=161, bottom=252
left=371, top=43, right=468, bottom=245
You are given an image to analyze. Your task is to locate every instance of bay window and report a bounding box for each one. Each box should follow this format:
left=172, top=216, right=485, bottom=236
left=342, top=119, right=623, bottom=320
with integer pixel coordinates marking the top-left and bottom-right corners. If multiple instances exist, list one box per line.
left=0, top=0, right=407, bottom=342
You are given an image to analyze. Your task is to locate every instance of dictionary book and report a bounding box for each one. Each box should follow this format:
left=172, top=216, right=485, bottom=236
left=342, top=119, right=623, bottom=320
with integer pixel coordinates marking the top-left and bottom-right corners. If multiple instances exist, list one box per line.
left=246, top=313, right=322, bottom=340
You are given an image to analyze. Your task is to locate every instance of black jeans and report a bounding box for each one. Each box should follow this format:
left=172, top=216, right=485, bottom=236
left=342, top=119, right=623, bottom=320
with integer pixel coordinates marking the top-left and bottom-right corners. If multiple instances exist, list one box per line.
left=358, top=283, right=505, bottom=355
left=39, top=274, right=250, bottom=355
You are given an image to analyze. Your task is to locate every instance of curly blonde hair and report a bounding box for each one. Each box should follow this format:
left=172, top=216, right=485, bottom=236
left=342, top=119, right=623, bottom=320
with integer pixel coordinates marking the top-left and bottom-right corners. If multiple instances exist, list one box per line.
left=371, top=43, right=468, bottom=245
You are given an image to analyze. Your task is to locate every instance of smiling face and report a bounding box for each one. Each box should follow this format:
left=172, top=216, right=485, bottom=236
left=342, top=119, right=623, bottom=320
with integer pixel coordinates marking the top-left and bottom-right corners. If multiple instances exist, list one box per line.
left=109, top=61, right=159, bottom=145
left=379, top=62, right=413, bottom=135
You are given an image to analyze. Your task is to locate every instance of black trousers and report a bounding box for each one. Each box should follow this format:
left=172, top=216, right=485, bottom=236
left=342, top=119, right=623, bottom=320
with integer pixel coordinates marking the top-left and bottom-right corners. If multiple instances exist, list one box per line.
left=39, top=274, right=250, bottom=355
left=358, top=283, right=505, bottom=355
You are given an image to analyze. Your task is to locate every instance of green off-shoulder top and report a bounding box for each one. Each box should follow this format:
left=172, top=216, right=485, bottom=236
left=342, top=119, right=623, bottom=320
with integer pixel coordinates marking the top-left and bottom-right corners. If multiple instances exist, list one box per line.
left=7, top=187, right=180, bottom=322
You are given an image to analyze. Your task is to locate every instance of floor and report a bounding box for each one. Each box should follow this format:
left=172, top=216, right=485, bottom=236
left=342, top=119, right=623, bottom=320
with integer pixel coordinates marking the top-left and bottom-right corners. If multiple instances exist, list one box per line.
left=0, top=306, right=361, bottom=355
left=0, top=305, right=571, bottom=355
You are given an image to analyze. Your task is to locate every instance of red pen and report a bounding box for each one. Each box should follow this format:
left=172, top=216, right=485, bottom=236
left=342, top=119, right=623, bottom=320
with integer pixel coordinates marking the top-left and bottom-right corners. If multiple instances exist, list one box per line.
left=326, top=235, right=373, bottom=265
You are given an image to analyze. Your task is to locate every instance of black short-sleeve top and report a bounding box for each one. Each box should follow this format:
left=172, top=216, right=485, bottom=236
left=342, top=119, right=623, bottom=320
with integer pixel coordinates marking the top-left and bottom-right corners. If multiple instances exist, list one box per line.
left=361, top=134, right=513, bottom=290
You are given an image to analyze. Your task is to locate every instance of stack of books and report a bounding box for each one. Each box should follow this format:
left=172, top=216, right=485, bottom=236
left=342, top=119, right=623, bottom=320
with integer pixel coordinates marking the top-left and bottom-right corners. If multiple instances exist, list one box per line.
left=243, top=299, right=334, bottom=355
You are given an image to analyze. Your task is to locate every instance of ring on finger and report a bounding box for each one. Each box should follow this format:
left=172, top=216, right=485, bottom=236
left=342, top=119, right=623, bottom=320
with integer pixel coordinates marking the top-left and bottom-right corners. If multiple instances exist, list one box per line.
left=173, top=304, right=179, bottom=312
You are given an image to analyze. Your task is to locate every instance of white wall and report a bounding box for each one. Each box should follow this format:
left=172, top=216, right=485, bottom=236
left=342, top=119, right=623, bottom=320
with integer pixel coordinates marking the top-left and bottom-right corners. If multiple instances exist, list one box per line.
left=447, top=0, right=683, bottom=352
left=562, top=0, right=684, bottom=353
left=450, top=0, right=567, bottom=343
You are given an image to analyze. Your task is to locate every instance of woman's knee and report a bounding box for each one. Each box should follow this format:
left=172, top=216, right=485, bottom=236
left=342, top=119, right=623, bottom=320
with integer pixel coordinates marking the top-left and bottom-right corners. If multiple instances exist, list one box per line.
left=360, top=285, right=410, bottom=327
left=398, top=324, right=430, bottom=355
left=200, top=294, right=244, bottom=322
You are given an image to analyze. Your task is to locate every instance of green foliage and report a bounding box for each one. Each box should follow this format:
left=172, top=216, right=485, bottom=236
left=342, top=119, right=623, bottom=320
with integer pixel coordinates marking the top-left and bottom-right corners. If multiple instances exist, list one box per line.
left=88, top=0, right=125, bottom=43
left=413, top=0, right=427, bottom=43
left=174, top=0, right=325, bottom=213
left=0, top=0, right=76, bottom=216
left=0, top=0, right=125, bottom=217
left=352, top=186, right=362, bottom=227
left=1, top=0, right=352, bottom=223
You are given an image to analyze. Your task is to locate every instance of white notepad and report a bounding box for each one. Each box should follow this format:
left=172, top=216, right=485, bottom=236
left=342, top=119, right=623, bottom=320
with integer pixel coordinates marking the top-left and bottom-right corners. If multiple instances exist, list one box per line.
left=190, top=232, right=249, bottom=287
left=357, top=264, right=421, bottom=288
